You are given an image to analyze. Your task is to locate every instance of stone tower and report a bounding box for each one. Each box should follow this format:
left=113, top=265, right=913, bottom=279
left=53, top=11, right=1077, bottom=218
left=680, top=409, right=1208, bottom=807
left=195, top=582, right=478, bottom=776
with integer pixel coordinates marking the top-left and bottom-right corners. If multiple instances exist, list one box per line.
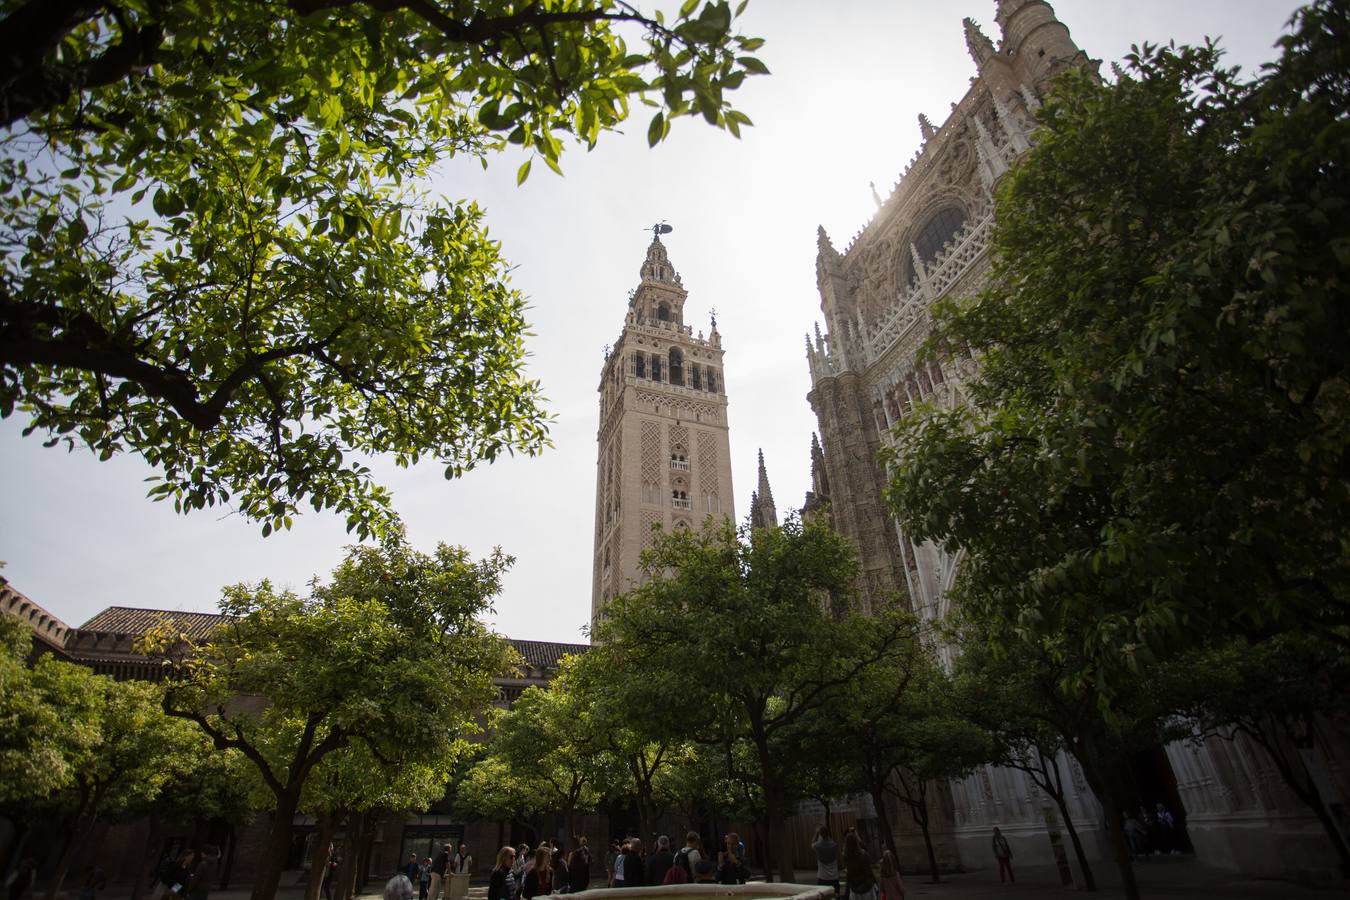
left=591, top=232, right=736, bottom=628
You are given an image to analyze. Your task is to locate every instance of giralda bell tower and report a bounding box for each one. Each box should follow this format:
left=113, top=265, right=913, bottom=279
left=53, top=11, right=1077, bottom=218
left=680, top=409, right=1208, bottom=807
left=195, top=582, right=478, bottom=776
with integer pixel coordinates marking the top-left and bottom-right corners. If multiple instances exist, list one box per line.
left=591, top=227, right=736, bottom=629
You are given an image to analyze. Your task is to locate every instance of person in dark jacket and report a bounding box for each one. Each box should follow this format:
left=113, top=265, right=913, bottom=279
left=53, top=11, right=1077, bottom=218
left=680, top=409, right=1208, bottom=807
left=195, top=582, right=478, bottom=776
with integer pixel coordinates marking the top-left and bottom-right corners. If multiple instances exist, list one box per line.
left=567, top=837, right=591, bottom=893
left=620, top=838, right=645, bottom=888
left=186, top=846, right=220, bottom=900
left=550, top=847, right=567, bottom=895
left=521, top=847, right=552, bottom=899
left=645, top=836, right=674, bottom=886
left=428, top=844, right=451, bottom=900
left=487, top=847, right=518, bottom=900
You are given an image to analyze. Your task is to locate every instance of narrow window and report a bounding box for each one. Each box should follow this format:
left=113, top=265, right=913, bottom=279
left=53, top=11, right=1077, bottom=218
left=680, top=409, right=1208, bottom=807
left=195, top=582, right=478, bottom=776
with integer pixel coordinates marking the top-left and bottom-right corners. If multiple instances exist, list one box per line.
left=669, top=348, right=684, bottom=386
left=651, top=356, right=663, bottom=381
left=691, top=366, right=702, bottom=390
left=635, top=352, right=646, bottom=378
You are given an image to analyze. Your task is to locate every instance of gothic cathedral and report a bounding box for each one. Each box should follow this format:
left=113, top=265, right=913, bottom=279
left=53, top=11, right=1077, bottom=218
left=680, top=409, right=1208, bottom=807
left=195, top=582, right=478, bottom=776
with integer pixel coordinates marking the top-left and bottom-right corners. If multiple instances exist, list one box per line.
left=591, top=233, right=736, bottom=628
left=803, top=0, right=1339, bottom=880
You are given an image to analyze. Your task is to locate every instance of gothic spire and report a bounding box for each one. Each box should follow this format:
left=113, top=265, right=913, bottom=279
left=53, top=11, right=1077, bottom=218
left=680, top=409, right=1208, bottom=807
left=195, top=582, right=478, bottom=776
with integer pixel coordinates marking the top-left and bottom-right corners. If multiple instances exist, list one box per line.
left=963, top=17, right=996, bottom=67
left=817, top=224, right=838, bottom=256
left=918, top=113, right=936, bottom=141
left=751, top=449, right=778, bottom=529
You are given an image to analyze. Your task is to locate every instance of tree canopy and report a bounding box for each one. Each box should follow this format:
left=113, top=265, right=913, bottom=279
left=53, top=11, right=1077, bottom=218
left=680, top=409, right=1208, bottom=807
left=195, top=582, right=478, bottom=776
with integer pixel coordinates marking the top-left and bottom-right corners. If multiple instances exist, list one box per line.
left=593, top=515, right=915, bottom=882
left=0, top=0, right=766, bottom=537
left=149, top=538, right=517, bottom=900
left=886, top=0, right=1350, bottom=703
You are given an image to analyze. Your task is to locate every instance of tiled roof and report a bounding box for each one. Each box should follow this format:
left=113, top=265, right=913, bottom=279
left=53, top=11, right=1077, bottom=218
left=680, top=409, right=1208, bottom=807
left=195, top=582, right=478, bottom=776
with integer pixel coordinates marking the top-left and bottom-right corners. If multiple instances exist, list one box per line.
left=78, top=606, right=226, bottom=641
left=74, top=606, right=588, bottom=669
left=512, top=639, right=589, bottom=671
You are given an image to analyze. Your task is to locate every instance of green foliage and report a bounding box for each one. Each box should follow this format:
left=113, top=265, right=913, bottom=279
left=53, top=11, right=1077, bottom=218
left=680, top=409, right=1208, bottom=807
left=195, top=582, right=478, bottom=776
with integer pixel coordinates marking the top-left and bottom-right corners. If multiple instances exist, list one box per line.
left=154, top=538, right=516, bottom=813
left=886, top=2, right=1350, bottom=704
left=460, top=659, right=621, bottom=825
left=0, top=0, right=766, bottom=537
left=593, top=515, right=912, bottom=879
left=0, top=619, right=94, bottom=804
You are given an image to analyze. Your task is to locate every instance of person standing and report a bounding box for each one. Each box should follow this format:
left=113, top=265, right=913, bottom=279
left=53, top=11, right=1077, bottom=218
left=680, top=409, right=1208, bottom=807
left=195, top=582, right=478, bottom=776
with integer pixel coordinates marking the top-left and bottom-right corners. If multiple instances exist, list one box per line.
left=406, top=854, right=422, bottom=885
left=1154, top=803, right=1177, bottom=854
left=842, top=832, right=876, bottom=900
left=428, top=844, right=451, bottom=900
left=812, top=826, right=839, bottom=899
left=620, top=838, right=645, bottom=888
left=550, top=846, right=567, bottom=894
left=645, top=836, right=674, bottom=886
left=991, top=827, right=1014, bottom=885
left=612, top=841, right=628, bottom=888
left=603, top=841, right=619, bottom=888
left=323, top=846, right=339, bottom=900
left=512, top=846, right=530, bottom=884
left=877, top=851, right=905, bottom=900
left=419, top=858, right=432, bottom=900
left=488, top=847, right=518, bottom=900
left=452, top=844, right=474, bottom=876
left=716, top=834, right=745, bottom=886
left=521, top=848, right=552, bottom=899
left=567, top=837, right=591, bottom=893
left=186, top=846, right=220, bottom=900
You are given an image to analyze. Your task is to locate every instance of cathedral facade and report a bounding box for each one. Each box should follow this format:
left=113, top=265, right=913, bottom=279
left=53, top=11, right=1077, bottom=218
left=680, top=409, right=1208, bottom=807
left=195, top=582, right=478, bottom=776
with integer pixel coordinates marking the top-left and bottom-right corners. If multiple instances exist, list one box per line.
left=591, top=233, right=736, bottom=627
left=803, top=0, right=1344, bottom=883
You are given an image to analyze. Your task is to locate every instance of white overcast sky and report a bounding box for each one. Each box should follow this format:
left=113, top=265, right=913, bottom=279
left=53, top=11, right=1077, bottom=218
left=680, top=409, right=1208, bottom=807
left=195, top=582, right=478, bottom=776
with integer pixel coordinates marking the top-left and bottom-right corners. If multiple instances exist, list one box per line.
left=0, top=1, right=1304, bottom=643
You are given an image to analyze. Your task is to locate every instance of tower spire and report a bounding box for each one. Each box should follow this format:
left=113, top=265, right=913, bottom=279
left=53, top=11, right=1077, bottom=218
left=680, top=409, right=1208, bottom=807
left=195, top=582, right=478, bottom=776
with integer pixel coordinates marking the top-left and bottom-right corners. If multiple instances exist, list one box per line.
left=963, top=17, right=996, bottom=67
left=751, top=449, right=778, bottom=529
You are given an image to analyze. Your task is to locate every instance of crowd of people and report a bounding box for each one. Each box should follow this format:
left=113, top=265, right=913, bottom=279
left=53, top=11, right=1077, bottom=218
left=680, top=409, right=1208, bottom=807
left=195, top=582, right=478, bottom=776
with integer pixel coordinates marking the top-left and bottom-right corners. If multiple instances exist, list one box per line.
left=378, top=826, right=914, bottom=900
left=812, top=826, right=905, bottom=900
left=1123, top=802, right=1187, bottom=860
left=380, top=830, right=765, bottom=900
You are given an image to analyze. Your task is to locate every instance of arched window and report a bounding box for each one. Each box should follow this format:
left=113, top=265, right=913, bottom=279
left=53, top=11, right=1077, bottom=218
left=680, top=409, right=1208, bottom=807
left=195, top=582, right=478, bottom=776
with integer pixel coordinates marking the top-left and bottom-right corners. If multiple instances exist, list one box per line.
left=900, top=205, right=967, bottom=288
left=705, top=368, right=717, bottom=393
left=669, top=348, right=684, bottom=386
left=656, top=302, right=670, bottom=321
left=651, top=355, right=663, bottom=381
left=634, top=351, right=646, bottom=378
left=691, top=365, right=702, bottom=390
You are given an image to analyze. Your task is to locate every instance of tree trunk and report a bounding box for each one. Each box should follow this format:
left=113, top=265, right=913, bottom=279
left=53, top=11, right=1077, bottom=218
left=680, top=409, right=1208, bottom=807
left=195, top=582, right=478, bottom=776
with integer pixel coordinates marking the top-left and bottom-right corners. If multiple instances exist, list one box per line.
left=896, top=775, right=938, bottom=885
left=336, top=811, right=365, bottom=900
left=1028, top=750, right=1096, bottom=892
left=914, top=810, right=938, bottom=884
left=1254, top=724, right=1350, bottom=878
left=306, top=812, right=337, bottom=900
left=1050, top=786, right=1096, bottom=891
left=357, top=813, right=380, bottom=892
left=868, top=786, right=898, bottom=860
left=220, top=823, right=238, bottom=890
left=131, top=813, right=163, bottom=900
left=761, top=779, right=787, bottom=883
left=250, top=789, right=303, bottom=900
left=45, top=807, right=98, bottom=900
left=1096, top=787, right=1139, bottom=900
left=1073, top=741, right=1138, bottom=900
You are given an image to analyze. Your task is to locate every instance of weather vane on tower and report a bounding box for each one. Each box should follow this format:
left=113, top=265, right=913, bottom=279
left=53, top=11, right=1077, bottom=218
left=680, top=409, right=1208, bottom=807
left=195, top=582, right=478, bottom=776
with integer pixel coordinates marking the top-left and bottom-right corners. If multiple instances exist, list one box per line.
left=651, top=221, right=673, bottom=240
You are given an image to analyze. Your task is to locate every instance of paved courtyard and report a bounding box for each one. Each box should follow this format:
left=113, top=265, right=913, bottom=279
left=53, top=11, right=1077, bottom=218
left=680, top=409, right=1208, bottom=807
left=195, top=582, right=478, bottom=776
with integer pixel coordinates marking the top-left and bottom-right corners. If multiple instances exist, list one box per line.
left=60, top=857, right=1340, bottom=900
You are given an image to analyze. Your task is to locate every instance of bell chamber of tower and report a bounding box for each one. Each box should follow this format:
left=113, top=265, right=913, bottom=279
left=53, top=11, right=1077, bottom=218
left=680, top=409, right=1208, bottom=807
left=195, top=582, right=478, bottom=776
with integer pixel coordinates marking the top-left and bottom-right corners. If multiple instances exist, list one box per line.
left=591, top=234, right=736, bottom=629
